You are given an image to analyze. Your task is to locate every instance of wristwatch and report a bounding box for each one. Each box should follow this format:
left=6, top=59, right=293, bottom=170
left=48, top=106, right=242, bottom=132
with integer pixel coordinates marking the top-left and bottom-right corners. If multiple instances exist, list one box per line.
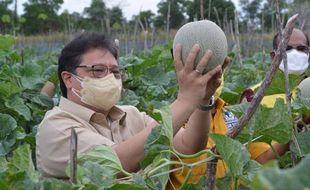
left=197, top=96, right=215, bottom=111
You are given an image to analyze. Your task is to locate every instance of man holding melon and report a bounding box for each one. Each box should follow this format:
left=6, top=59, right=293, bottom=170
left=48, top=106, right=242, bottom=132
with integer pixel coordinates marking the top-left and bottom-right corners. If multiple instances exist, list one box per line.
left=168, top=22, right=310, bottom=189
left=36, top=32, right=225, bottom=179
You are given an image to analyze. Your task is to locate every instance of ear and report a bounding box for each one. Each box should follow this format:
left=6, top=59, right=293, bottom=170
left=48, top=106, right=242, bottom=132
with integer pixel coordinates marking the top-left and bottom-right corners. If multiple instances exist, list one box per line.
left=270, top=51, right=276, bottom=60
left=61, top=71, right=73, bottom=90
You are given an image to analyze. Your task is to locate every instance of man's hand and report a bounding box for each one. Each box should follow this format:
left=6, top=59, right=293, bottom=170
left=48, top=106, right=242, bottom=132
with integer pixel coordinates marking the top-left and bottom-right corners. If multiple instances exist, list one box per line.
left=174, top=43, right=222, bottom=107
left=202, top=57, right=230, bottom=104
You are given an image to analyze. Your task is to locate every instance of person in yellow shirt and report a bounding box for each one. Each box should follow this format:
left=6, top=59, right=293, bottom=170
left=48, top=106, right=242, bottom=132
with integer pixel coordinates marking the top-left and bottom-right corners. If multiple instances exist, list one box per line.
left=166, top=78, right=270, bottom=190
left=240, top=28, right=309, bottom=107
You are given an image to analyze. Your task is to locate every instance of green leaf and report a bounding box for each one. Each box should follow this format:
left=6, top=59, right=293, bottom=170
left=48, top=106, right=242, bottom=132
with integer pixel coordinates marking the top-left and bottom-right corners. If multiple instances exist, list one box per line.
left=42, top=178, right=72, bottom=190
left=216, top=172, right=233, bottom=190
left=251, top=154, right=310, bottom=190
left=5, top=95, right=31, bottom=121
left=179, top=176, right=207, bottom=190
left=0, top=114, right=23, bottom=156
left=0, top=114, right=17, bottom=140
left=141, top=106, right=172, bottom=168
left=290, top=132, right=310, bottom=157
left=78, top=146, right=125, bottom=176
left=0, top=157, right=8, bottom=173
left=132, top=173, right=147, bottom=187
left=31, top=94, right=54, bottom=109
left=8, top=144, right=38, bottom=181
left=81, top=161, right=114, bottom=188
left=252, top=99, right=292, bottom=144
left=264, top=71, right=300, bottom=95
left=106, top=183, right=148, bottom=190
left=209, top=133, right=251, bottom=178
left=0, top=82, right=22, bottom=98
left=292, top=91, right=310, bottom=115
left=0, top=180, right=10, bottom=190
left=19, top=62, right=43, bottom=89
left=226, top=102, right=250, bottom=118
left=0, top=35, right=15, bottom=50
left=236, top=99, right=292, bottom=144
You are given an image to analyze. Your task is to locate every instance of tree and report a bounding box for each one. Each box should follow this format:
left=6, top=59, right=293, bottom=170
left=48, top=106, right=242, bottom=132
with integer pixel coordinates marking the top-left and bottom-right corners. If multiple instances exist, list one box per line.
left=22, top=0, right=64, bottom=34
left=132, top=10, right=155, bottom=29
left=108, top=6, right=124, bottom=30
left=154, top=0, right=188, bottom=29
left=0, top=0, right=13, bottom=34
left=186, top=0, right=235, bottom=26
left=83, top=0, right=107, bottom=31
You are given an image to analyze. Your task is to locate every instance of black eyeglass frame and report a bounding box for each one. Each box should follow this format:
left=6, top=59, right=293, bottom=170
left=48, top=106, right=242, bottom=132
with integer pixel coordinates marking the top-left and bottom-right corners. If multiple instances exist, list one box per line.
left=75, top=64, right=122, bottom=79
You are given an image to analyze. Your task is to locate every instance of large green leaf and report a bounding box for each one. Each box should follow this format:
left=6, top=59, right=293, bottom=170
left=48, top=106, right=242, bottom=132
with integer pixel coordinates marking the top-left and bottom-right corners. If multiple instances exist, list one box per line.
left=106, top=183, right=148, bottom=190
left=5, top=95, right=31, bottom=121
left=77, top=146, right=125, bottom=176
left=31, top=93, right=54, bottom=109
left=140, top=106, right=173, bottom=190
left=0, top=114, right=18, bottom=156
left=8, top=144, right=38, bottom=181
left=18, top=62, right=43, bottom=89
left=141, top=106, right=172, bottom=168
left=0, top=82, right=21, bottom=98
left=0, top=35, right=15, bottom=50
left=249, top=99, right=292, bottom=144
left=209, top=133, right=251, bottom=178
left=263, top=71, right=300, bottom=95
left=0, top=157, right=8, bottom=173
left=231, top=99, right=292, bottom=144
left=252, top=154, right=310, bottom=190
left=81, top=161, right=114, bottom=188
left=41, top=178, right=72, bottom=190
left=0, top=113, right=17, bottom=140
left=292, top=91, right=310, bottom=115
left=290, top=132, right=310, bottom=157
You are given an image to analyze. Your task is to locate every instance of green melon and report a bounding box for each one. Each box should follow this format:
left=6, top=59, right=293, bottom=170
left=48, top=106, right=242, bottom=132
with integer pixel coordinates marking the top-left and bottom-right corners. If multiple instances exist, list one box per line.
left=173, top=20, right=228, bottom=73
left=298, top=77, right=310, bottom=97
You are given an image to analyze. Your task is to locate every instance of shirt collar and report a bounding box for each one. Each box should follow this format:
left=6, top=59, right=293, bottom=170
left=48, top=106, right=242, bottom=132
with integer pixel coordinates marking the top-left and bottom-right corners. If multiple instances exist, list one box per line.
left=59, top=97, right=95, bottom=122
left=59, top=97, right=127, bottom=124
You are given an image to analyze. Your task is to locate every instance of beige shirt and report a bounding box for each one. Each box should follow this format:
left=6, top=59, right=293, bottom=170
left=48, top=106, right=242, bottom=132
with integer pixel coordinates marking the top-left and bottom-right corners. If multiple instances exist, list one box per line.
left=36, top=97, right=156, bottom=178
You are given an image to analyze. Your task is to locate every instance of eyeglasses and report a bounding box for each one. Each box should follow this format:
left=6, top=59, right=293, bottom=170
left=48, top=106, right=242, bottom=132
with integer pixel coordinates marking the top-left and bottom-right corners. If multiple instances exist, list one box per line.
left=75, top=64, right=122, bottom=79
left=286, top=45, right=309, bottom=53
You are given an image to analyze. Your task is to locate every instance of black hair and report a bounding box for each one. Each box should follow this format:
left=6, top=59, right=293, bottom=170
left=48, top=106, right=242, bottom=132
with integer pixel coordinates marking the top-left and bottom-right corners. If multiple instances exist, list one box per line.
left=272, top=29, right=310, bottom=50
left=58, top=32, right=118, bottom=97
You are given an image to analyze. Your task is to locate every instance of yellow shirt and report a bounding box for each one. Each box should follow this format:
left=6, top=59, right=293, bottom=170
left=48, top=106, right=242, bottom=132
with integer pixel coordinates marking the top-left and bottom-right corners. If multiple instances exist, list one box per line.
left=36, top=97, right=156, bottom=178
left=166, top=98, right=270, bottom=189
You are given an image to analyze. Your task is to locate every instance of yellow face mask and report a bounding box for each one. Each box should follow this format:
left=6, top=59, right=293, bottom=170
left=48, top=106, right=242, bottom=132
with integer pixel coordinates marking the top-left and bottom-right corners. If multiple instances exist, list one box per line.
left=214, top=74, right=224, bottom=99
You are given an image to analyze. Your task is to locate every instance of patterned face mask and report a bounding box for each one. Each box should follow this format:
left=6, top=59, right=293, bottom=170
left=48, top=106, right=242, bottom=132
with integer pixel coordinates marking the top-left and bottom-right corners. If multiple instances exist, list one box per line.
left=72, top=73, right=122, bottom=111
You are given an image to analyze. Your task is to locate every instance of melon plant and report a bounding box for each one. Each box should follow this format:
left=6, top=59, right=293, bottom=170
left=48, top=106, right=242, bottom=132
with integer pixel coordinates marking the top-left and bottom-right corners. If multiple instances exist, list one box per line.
left=173, top=20, right=228, bottom=73
left=298, top=77, right=310, bottom=97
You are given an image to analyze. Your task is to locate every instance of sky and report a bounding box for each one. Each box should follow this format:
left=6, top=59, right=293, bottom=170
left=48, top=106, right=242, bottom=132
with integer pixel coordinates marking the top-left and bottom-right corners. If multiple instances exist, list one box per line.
left=15, top=0, right=240, bottom=20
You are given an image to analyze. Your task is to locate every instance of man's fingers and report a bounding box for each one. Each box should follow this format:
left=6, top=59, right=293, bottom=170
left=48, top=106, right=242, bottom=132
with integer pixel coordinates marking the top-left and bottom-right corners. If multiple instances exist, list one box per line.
left=184, top=44, right=200, bottom=72
left=174, top=44, right=183, bottom=73
left=202, top=65, right=222, bottom=84
left=196, top=49, right=213, bottom=73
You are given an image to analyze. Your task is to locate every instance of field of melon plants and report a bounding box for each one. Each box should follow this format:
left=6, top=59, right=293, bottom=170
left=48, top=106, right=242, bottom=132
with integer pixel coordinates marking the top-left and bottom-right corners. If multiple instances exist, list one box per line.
left=0, top=31, right=310, bottom=190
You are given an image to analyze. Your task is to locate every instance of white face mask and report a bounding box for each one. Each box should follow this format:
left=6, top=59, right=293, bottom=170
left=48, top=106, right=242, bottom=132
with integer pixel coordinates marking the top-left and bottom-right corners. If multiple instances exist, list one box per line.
left=279, top=49, right=309, bottom=75
left=72, top=73, right=122, bottom=111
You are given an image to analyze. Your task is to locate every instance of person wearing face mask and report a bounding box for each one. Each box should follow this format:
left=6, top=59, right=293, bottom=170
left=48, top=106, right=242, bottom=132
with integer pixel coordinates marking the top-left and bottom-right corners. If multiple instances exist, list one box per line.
left=239, top=28, right=310, bottom=165
left=167, top=73, right=271, bottom=190
left=36, top=32, right=224, bottom=179
left=241, top=28, right=310, bottom=107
